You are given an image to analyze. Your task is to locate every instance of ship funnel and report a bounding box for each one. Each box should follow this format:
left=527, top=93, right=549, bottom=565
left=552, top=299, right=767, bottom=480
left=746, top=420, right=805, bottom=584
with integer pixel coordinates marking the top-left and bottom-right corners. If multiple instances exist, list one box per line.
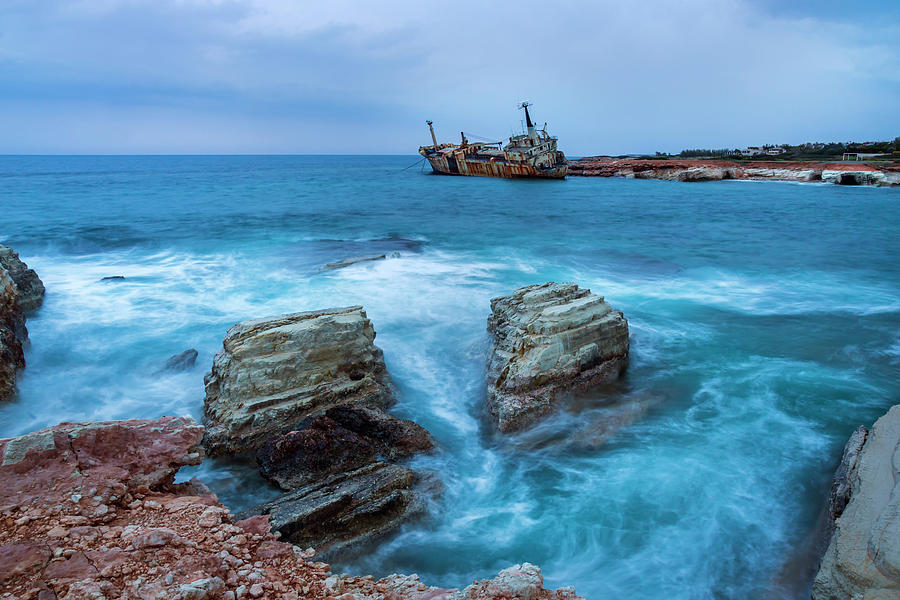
left=519, top=101, right=537, bottom=140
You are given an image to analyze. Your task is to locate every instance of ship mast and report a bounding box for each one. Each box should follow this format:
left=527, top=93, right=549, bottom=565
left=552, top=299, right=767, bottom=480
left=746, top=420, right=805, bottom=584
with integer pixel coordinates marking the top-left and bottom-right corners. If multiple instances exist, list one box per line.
left=520, top=102, right=538, bottom=141
left=426, top=120, right=439, bottom=148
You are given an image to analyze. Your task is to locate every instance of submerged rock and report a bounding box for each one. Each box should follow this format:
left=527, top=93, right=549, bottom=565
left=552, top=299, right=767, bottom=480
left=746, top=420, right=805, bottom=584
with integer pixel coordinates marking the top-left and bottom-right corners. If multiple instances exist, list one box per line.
left=0, top=245, right=45, bottom=312
left=323, top=254, right=387, bottom=270
left=202, top=306, right=395, bottom=455
left=258, top=406, right=434, bottom=490
left=486, top=282, right=629, bottom=432
left=2, top=415, right=577, bottom=598
left=813, top=405, right=900, bottom=599
left=100, top=275, right=126, bottom=281
left=164, top=348, right=199, bottom=371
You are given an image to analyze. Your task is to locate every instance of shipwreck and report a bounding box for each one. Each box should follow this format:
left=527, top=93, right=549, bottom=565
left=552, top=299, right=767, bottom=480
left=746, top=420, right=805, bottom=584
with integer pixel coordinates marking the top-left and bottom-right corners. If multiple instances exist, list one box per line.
left=419, top=103, right=567, bottom=179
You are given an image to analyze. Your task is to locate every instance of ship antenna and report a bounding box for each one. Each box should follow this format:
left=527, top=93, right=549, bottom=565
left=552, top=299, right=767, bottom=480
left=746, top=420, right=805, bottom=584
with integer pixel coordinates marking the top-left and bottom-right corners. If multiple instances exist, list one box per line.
left=519, top=101, right=536, bottom=140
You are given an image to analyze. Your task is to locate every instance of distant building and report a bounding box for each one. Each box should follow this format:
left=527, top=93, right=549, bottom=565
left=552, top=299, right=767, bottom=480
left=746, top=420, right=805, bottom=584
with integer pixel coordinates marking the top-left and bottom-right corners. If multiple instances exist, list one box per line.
left=766, top=147, right=785, bottom=155
left=740, top=146, right=763, bottom=156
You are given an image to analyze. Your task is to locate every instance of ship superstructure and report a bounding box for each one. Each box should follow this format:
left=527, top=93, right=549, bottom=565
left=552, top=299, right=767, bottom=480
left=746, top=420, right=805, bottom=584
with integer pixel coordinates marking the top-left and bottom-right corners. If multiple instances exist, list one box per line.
left=418, top=103, right=567, bottom=179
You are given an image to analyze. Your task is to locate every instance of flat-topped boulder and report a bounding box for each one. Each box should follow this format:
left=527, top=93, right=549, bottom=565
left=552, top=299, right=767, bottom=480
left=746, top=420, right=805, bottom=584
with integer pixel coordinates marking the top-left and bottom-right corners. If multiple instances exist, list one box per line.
left=813, top=404, right=900, bottom=599
left=486, top=282, right=629, bottom=432
left=0, top=245, right=45, bottom=312
left=203, top=306, right=395, bottom=455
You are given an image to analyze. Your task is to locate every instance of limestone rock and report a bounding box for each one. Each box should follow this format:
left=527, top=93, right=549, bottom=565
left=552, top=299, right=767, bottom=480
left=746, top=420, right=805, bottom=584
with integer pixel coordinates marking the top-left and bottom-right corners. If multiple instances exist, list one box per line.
left=245, top=461, right=425, bottom=560
left=0, top=245, right=45, bottom=312
left=323, top=254, right=387, bottom=270
left=203, top=306, right=395, bottom=455
left=486, top=282, right=629, bottom=432
left=0, top=269, right=26, bottom=402
left=257, top=406, right=434, bottom=489
left=813, top=405, right=900, bottom=599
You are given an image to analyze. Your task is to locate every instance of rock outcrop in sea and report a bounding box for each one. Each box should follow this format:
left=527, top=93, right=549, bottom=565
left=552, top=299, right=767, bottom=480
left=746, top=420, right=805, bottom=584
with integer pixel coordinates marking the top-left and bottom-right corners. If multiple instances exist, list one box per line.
left=202, top=306, right=395, bottom=456
left=486, top=282, right=629, bottom=432
left=813, top=405, right=900, bottom=599
left=203, top=307, right=437, bottom=558
left=0, top=416, right=581, bottom=600
left=0, top=245, right=45, bottom=313
left=0, top=245, right=45, bottom=401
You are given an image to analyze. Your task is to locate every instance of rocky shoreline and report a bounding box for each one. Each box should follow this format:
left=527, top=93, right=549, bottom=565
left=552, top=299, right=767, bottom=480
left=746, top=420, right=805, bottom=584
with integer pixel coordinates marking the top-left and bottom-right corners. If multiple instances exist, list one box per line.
left=568, top=158, right=900, bottom=186
left=0, top=416, right=581, bottom=600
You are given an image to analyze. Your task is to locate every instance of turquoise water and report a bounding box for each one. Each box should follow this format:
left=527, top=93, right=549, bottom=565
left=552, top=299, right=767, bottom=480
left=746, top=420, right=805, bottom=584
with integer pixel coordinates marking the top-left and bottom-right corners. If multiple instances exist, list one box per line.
left=1, top=156, right=898, bottom=598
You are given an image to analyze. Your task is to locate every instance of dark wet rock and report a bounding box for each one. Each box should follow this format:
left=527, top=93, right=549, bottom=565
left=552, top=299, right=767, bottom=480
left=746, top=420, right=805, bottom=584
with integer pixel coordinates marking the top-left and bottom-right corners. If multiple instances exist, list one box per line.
left=202, top=306, right=395, bottom=456
left=100, top=275, right=126, bottom=281
left=0, top=269, right=26, bottom=402
left=323, top=254, right=387, bottom=270
left=164, top=348, right=198, bottom=371
left=813, top=406, right=900, bottom=599
left=244, top=461, right=424, bottom=560
left=486, top=282, right=629, bottom=432
left=257, top=406, right=434, bottom=490
left=0, top=245, right=45, bottom=312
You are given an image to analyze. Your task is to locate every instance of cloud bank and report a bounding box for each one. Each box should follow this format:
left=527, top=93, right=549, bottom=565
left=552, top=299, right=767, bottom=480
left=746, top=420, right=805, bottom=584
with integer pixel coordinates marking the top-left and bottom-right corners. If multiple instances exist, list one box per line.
left=0, top=0, right=897, bottom=154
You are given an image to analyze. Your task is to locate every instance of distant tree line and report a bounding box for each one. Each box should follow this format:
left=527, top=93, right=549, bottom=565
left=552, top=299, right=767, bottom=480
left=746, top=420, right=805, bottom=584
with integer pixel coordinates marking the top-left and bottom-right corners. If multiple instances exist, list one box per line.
left=663, top=138, right=900, bottom=160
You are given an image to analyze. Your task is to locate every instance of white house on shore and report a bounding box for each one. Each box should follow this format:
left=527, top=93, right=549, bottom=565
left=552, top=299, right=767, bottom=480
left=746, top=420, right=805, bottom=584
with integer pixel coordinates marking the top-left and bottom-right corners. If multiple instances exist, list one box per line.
left=739, top=146, right=785, bottom=157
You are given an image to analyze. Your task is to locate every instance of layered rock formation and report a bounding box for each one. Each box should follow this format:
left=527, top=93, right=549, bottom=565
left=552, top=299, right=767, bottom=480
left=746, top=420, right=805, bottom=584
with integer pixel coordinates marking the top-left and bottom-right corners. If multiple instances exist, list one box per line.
left=0, top=246, right=45, bottom=401
left=0, top=245, right=45, bottom=312
left=486, top=283, right=629, bottom=432
left=813, top=405, right=900, bottom=599
left=0, top=416, right=581, bottom=600
left=203, top=306, right=395, bottom=456
left=204, top=307, right=437, bottom=559
left=568, top=158, right=900, bottom=187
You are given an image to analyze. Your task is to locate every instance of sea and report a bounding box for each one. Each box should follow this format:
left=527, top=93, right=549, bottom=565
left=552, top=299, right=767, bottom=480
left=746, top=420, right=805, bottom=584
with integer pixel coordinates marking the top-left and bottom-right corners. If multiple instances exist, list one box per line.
left=1, top=155, right=898, bottom=599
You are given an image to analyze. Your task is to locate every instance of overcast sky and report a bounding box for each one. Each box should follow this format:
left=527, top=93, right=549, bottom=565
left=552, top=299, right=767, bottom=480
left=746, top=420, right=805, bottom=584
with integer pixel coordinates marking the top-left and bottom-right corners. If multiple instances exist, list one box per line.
left=1, top=0, right=898, bottom=155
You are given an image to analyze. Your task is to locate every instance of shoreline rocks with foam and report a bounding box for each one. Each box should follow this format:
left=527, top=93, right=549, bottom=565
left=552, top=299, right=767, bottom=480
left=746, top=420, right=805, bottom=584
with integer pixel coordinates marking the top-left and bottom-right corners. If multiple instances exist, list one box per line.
left=486, top=282, right=629, bottom=432
left=812, top=405, right=900, bottom=599
left=568, top=158, right=900, bottom=186
left=0, top=416, right=582, bottom=600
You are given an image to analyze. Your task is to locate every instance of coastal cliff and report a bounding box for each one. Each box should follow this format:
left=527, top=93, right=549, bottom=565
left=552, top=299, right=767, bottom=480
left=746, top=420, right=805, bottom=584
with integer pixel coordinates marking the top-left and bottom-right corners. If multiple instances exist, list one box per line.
left=0, top=416, right=582, bottom=600
left=812, top=405, right=900, bottom=599
left=568, top=158, right=900, bottom=186
left=0, top=245, right=45, bottom=401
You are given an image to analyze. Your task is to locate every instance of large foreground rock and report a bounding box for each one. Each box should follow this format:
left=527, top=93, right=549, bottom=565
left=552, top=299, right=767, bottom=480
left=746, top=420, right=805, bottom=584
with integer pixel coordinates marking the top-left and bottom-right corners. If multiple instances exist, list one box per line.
left=203, top=306, right=395, bottom=455
left=813, top=405, right=900, bottom=599
left=486, top=282, right=629, bottom=432
left=0, top=245, right=45, bottom=312
left=0, top=416, right=582, bottom=600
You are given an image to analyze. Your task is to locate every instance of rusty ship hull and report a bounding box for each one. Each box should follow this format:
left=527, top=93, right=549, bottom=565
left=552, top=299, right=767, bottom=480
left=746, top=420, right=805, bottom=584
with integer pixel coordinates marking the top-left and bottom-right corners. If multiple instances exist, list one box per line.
left=419, top=103, right=567, bottom=179
left=423, top=149, right=567, bottom=179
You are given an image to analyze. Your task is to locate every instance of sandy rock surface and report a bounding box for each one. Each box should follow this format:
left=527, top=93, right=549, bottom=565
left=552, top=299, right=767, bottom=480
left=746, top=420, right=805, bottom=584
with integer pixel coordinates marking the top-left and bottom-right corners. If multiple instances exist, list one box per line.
left=0, top=246, right=45, bottom=313
left=486, top=282, right=629, bottom=432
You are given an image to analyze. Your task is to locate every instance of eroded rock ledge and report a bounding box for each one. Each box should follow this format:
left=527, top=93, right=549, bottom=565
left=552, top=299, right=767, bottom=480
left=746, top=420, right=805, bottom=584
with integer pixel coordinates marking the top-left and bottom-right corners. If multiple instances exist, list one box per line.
left=0, top=245, right=45, bottom=401
left=486, top=283, right=629, bottom=432
left=0, top=417, right=582, bottom=600
left=813, top=405, right=900, bottom=599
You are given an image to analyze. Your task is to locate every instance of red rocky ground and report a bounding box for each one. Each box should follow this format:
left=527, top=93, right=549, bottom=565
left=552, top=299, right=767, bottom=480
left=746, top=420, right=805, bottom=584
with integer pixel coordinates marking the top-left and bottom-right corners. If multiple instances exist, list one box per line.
left=0, top=417, right=581, bottom=600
